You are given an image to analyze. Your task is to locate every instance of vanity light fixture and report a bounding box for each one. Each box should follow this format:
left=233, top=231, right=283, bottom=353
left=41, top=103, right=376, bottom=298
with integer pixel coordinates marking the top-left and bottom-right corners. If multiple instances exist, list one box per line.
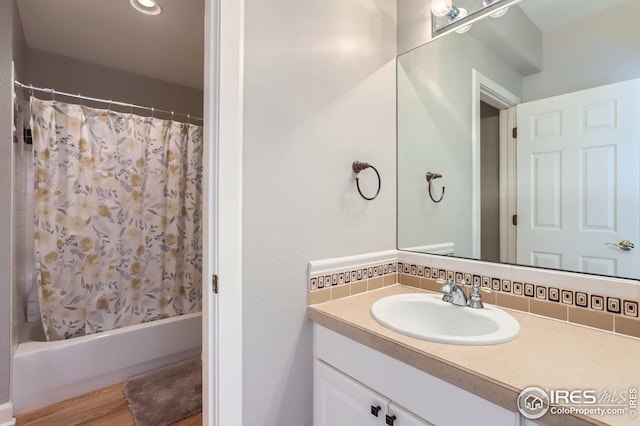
left=430, top=0, right=471, bottom=33
left=483, top=0, right=510, bottom=18
left=130, top=0, right=162, bottom=15
left=431, top=0, right=512, bottom=36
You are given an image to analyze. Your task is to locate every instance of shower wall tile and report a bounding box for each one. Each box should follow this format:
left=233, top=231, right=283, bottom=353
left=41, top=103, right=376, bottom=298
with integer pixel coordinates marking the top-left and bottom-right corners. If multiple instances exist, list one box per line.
left=12, top=136, right=29, bottom=328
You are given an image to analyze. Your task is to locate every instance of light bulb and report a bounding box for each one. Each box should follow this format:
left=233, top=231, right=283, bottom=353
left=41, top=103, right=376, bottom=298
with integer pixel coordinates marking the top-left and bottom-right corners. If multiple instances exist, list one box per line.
left=130, top=0, right=162, bottom=15
left=431, top=0, right=453, bottom=17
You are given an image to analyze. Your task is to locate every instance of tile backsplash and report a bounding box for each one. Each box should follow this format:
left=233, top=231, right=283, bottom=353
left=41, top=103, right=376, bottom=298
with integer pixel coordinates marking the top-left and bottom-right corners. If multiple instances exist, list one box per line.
left=308, top=250, right=640, bottom=340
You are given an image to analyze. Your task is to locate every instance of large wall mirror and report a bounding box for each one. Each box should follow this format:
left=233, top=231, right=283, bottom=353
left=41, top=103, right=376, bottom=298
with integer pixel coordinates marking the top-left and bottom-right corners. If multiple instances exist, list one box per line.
left=397, top=0, right=640, bottom=280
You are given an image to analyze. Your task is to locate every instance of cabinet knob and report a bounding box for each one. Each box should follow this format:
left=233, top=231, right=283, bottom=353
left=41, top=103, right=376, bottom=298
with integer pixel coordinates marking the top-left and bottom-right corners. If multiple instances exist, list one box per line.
left=370, top=405, right=382, bottom=417
left=386, top=414, right=397, bottom=425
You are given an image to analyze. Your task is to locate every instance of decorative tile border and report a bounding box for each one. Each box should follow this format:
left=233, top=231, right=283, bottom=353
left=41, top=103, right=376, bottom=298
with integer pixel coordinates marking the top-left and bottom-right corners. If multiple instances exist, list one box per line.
left=308, top=250, right=398, bottom=305
left=394, top=260, right=640, bottom=339
left=308, top=251, right=640, bottom=340
left=308, top=262, right=398, bottom=305
left=309, top=262, right=397, bottom=291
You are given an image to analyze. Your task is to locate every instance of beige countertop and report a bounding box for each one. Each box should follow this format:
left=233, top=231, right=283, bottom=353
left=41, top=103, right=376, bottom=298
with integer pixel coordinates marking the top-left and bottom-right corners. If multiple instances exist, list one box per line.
left=308, top=284, right=640, bottom=426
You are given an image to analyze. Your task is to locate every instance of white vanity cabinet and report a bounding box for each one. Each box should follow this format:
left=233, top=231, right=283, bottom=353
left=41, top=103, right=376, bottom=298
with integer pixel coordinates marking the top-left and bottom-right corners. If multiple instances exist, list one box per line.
left=315, top=359, right=432, bottom=426
left=313, top=324, right=521, bottom=426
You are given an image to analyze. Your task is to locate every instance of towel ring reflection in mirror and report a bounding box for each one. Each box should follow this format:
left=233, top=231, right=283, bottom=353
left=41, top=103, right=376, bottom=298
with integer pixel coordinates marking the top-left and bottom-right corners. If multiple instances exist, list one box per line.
left=353, top=161, right=381, bottom=201
left=426, top=172, right=445, bottom=203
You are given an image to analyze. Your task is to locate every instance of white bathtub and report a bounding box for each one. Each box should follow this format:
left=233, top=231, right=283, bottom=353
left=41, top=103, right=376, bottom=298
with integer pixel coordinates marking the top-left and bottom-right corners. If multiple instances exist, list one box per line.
left=13, top=312, right=202, bottom=414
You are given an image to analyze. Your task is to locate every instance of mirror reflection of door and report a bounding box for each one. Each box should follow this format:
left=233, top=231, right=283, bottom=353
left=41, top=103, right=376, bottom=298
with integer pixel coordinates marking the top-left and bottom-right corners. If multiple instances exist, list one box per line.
left=516, top=78, right=640, bottom=277
left=480, top=102, right=501, bottom=263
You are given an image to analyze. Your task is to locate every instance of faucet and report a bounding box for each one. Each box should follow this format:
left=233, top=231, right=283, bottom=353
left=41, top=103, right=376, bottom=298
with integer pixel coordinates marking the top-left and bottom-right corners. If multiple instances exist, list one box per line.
left=438, top=279, right=467, bottom=306
left=438, top=279, right=485, bottom=309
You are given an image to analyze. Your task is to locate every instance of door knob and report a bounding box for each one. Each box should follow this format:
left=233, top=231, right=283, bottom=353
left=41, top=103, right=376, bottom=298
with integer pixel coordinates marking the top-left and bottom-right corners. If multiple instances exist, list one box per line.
left=605, top=240, right=635, bottom=251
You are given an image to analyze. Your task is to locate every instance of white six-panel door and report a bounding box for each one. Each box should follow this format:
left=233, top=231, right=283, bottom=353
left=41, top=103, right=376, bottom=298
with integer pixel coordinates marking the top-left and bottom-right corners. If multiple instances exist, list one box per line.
left=516, top=78, right=640, bottom=277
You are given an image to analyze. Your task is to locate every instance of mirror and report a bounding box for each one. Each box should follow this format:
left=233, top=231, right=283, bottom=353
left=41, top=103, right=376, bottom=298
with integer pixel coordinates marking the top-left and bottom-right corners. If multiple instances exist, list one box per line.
left=397, top=0, right=640, bottom=280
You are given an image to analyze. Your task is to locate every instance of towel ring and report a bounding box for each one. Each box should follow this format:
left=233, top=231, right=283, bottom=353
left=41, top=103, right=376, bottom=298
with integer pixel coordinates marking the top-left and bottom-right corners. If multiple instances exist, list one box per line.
left=353, top=161, right=381, bottom=201
left=426, top=172, right=445, bottom=203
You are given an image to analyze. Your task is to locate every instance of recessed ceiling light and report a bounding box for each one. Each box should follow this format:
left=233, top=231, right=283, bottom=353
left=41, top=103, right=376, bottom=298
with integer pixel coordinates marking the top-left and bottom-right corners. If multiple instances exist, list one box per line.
left=130, top=0, right=162, bottom=15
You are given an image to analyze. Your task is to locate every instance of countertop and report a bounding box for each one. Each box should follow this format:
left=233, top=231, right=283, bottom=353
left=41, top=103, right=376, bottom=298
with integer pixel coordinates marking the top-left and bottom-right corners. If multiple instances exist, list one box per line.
left=308, top=284, right=640, bottom=426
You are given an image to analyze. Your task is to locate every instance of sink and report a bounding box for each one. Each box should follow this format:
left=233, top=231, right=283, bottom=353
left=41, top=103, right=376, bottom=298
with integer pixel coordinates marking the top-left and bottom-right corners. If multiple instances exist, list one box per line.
left=370, top=293, right=520, bottom=345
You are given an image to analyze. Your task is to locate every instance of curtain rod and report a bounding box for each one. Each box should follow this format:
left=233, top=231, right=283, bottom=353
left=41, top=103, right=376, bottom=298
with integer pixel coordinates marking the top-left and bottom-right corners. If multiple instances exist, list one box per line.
left=14, top=80, right=203, bottom=123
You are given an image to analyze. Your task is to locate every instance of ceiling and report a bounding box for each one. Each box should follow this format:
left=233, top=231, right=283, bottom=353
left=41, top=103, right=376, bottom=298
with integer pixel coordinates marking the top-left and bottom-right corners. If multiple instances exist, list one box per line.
left=16, top=0, right=204, bottom=90
left=519, top=0, right=626, bottom=33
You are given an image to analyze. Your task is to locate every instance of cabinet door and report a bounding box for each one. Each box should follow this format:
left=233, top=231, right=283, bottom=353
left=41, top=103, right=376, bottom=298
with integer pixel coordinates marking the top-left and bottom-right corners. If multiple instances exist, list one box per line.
left=314, top=360, right=387, bottom=426
left=388, top=402, right=434, bottom=426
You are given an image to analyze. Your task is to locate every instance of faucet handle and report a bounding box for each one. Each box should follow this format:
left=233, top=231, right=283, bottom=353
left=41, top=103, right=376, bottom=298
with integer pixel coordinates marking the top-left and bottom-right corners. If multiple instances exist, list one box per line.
left=465, top=281, right=492, bottom=309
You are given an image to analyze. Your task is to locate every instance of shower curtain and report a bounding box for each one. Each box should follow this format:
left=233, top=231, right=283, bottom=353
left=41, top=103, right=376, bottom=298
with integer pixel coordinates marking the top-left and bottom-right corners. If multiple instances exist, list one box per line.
left=30, top=97, right=203, bottom=341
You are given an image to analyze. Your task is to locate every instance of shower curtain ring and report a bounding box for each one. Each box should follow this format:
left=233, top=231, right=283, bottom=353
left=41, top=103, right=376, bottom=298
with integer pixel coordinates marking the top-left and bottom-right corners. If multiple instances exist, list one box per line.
left=353, top=161, right=381, bottom=201
left=426, top=172, right=445, bottom=203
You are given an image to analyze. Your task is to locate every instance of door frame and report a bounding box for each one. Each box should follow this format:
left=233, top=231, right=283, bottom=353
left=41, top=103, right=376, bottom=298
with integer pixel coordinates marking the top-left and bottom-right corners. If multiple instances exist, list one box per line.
left=471, top=69, right=520, bottom=259
left=203, top=0, right=243, bottom=425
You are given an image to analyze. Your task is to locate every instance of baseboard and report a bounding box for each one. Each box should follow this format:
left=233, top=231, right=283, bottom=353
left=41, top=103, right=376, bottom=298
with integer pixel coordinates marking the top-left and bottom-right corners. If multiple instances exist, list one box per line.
left=0, top=402, right=16, bottom=426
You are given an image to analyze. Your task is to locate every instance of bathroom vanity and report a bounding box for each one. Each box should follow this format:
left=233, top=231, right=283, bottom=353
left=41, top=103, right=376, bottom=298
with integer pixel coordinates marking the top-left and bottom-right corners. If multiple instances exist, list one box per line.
left=309, top=285, right=640, bottom=426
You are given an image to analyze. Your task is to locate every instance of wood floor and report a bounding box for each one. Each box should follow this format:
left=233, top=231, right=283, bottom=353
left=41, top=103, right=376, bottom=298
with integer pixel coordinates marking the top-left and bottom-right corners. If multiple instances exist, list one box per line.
left=15, top=382, right=202, bottom=426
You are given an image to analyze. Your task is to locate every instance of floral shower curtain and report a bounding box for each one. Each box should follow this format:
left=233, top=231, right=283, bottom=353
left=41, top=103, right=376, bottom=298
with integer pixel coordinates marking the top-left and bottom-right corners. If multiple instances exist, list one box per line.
left=30, top=97, right=203, bottom=341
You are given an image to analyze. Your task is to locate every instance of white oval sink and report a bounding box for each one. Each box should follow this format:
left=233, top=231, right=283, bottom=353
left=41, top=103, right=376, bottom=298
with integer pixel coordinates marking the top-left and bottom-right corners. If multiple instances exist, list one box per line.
left=371, top=293, right=520, bottom=345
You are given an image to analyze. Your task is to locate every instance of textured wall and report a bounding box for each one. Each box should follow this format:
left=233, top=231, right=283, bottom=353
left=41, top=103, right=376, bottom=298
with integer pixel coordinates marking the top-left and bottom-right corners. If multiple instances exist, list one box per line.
left=398, top=0, right=432, bottom=54
left=242, top=0, right=397, bottom=424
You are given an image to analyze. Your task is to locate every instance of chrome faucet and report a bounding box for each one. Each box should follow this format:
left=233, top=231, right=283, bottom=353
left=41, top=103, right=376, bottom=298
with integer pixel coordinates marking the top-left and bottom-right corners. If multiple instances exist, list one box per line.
left=438, top=279, right=486, bottom=309
left=438, top=279, right=467, bottom=306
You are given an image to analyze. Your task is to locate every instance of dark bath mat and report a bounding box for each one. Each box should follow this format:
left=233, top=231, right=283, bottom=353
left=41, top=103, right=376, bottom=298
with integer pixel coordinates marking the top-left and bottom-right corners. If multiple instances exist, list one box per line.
left=123, top=357, right=202, bottom=426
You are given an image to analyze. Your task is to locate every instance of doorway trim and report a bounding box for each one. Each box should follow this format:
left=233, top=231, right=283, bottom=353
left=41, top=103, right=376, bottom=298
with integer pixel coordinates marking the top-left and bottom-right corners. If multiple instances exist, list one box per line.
left=203, top=0, right=243, bottom=425
left=471, top=69, right=520, bottom=259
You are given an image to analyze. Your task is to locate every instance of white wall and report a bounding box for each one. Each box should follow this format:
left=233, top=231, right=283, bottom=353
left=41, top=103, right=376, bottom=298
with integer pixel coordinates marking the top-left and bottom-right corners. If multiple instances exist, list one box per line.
left=397, top=30, right=522, bottom=257
left=242, top=0, right=397, bottom=424
left=25, top=49, right=203, bottom=118
left=398, top=0, right=431, bottom=54
left=522, top=1, right=640, bottom=102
